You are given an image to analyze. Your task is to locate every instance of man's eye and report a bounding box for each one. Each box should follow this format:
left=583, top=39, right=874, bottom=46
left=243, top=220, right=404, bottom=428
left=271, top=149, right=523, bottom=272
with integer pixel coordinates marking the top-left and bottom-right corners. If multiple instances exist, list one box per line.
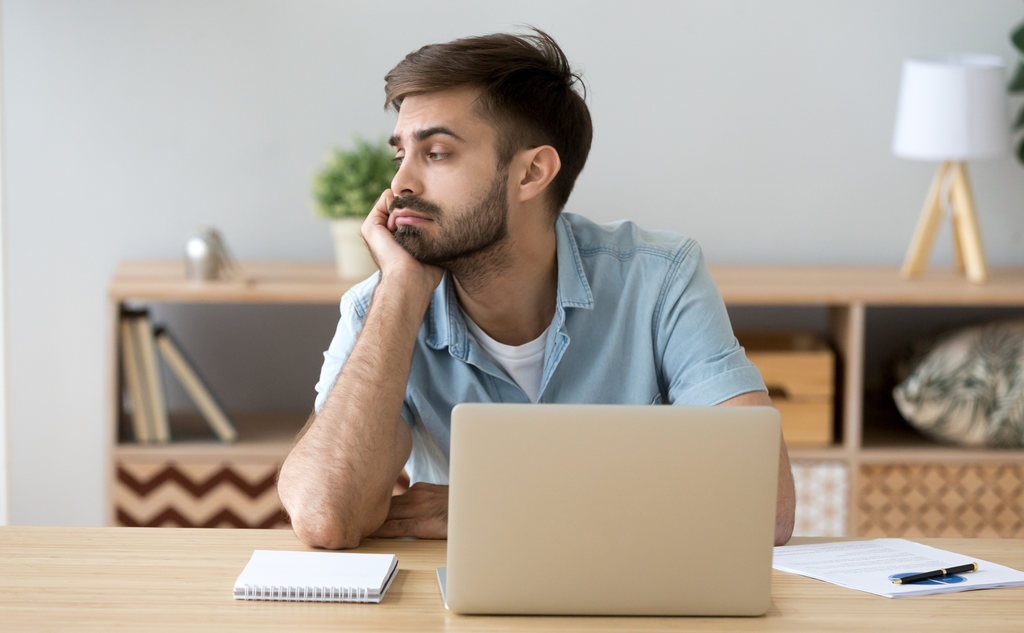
left=427, top=152, right=449, bottom=161
left=391, top=155, right=404, bottom=165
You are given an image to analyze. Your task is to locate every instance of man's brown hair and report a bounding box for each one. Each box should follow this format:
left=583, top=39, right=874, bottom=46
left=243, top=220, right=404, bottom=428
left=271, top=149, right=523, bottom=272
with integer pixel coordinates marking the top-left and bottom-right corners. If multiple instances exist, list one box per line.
left=384, top=28, right=593, bottom=214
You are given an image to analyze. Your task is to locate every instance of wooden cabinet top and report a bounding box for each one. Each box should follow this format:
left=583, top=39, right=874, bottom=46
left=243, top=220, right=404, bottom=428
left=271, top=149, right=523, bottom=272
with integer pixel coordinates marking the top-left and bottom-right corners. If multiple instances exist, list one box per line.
left=710, top=265, right=1024, bottom=306
left=110, top=260, right=1024, bottom=306
left=110, top=260, right=358, bottom=303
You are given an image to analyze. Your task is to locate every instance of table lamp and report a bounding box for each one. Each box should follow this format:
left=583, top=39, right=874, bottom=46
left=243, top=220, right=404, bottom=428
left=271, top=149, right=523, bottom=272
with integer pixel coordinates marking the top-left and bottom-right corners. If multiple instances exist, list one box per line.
left=892, top=55, right=1010, bottom=284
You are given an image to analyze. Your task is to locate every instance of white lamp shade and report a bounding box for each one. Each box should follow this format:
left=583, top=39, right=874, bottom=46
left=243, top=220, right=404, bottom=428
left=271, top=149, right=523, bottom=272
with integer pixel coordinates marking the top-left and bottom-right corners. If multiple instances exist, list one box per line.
left=892, top=55, right=1010, bottom=161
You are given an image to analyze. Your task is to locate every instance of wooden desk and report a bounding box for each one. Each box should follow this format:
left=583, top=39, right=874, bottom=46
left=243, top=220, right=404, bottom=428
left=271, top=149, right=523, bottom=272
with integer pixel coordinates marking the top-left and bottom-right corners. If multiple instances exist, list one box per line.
left=2, top=528, right=1023, bottom=631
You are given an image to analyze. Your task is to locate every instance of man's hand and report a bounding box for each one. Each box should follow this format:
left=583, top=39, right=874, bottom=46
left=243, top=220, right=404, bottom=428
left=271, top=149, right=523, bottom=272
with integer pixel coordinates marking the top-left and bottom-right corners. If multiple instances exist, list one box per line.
left=362, top=189, right=443, bottom=291
left=279, top=190, right=442, bottom=550
left=369, top=482, right=449, bottom=539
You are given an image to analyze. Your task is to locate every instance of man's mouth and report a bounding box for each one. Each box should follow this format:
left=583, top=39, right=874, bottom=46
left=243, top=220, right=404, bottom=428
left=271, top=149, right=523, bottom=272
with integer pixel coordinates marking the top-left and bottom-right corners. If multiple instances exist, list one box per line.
left=390, top=209, right=433, bottom=226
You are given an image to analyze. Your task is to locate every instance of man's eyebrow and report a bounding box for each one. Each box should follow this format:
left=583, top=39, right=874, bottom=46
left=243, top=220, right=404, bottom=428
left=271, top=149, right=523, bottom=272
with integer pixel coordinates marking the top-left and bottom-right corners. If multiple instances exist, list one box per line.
left=388, top=126, right=466, bottom=147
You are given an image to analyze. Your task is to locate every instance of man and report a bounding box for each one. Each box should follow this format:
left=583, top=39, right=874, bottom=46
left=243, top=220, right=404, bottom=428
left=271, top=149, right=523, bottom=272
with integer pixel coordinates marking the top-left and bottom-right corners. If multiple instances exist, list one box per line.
left=278, top=29, right=796, bottom=550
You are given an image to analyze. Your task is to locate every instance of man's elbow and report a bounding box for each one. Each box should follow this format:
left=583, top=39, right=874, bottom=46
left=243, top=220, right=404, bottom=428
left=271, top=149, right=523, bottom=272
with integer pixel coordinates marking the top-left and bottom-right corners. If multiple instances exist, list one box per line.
left=289, top=511, right=363, bottom=550
left=277, top=469, right=363, bottom=549
left=774, top=515, right=795, bottom=546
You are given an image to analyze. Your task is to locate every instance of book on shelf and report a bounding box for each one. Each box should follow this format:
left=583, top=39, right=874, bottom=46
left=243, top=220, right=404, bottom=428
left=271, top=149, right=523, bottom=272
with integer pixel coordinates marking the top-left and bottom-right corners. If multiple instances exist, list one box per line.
left=133, top=312, right=171, bottom=443
left=120, top=309, right=171, bottom=444
left=119, top=311, right=152, bottom=444
left=154, top=326, right=238, bottom=443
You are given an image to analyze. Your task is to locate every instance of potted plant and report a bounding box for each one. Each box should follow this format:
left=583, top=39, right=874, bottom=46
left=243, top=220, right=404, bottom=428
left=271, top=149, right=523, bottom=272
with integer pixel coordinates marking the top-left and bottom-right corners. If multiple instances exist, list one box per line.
left=313, top=137, right=397, bottom=278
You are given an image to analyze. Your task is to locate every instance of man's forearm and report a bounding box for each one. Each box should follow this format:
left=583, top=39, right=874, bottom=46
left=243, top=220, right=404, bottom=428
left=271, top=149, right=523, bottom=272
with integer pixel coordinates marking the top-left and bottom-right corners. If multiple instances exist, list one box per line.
left=278, top=277, right=430, bottom=548
left=774, top=439, right=796, bottom=545
left=717, top=390, right=796, bottom=545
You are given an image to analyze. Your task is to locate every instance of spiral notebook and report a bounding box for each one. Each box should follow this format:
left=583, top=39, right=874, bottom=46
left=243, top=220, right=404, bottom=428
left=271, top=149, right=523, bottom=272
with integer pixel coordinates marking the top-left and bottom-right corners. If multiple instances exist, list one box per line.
left=233, top=550, right=398, bottom=603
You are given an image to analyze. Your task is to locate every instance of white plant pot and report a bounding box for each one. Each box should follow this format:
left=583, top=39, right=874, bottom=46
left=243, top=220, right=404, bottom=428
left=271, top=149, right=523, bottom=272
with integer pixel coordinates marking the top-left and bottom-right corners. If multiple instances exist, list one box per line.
left=329, top=218, right=378, bottom=279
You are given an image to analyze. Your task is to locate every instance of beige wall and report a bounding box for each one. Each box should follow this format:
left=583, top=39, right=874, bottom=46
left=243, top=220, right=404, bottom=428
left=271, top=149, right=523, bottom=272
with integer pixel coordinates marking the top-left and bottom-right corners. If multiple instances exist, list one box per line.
left=5, top=0, right=1024, bottom=525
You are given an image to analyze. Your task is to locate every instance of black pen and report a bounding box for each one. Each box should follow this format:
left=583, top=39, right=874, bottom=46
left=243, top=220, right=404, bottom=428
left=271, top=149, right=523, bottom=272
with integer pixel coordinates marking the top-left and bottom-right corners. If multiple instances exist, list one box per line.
left=892, top=562, right=979, bottom=585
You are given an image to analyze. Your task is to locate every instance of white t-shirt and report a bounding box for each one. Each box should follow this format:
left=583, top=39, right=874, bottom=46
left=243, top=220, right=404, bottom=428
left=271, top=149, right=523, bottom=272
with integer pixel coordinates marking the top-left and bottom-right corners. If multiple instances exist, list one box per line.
left=464, top=314, right=549, bottom=403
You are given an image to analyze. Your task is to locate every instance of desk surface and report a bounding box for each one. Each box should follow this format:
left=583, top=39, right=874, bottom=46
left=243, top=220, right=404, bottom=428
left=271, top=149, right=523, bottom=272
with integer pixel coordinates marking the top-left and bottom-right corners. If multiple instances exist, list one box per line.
left=2, top=527, right=1023, bottom=632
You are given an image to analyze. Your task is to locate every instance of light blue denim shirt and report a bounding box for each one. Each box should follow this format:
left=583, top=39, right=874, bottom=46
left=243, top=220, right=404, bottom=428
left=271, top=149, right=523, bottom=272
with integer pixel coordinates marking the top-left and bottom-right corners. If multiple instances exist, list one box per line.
left=314, top=212, right=766, bottom=485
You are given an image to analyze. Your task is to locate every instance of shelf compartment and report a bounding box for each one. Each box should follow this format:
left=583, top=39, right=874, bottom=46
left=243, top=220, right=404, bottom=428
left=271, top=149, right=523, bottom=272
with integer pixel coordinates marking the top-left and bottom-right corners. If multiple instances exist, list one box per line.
left=113, top=411, right=304, bottom=529
left=116, top=410, right=307, bottom=462
left=860, top=396, right=1024, bottom=463
left=738, top=330, right=835, bottom=447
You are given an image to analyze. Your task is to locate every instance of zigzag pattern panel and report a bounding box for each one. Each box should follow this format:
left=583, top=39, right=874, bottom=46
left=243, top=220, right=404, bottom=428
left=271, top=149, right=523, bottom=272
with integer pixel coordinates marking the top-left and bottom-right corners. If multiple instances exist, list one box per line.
left=116, top=461, right=290, bottom=529
left=118, top=479, right=286, bottom=524
left=858, top=463, right=1024, bottom=538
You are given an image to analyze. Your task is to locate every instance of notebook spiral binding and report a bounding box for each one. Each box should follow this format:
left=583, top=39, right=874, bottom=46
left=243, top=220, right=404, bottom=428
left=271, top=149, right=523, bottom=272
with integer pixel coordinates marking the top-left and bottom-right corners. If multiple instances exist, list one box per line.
left=240, top=584, right=372, bottom=602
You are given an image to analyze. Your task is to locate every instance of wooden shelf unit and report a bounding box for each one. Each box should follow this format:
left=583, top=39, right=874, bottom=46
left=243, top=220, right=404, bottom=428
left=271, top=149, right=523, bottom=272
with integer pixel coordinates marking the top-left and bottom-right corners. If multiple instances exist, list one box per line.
left=711, top=265, right=1024, bottom=537
left=107, top=261, right=358, bottom=529
left=107, top=261, right=1024, bottom=536
left=114, top=411, right=307, bottom=462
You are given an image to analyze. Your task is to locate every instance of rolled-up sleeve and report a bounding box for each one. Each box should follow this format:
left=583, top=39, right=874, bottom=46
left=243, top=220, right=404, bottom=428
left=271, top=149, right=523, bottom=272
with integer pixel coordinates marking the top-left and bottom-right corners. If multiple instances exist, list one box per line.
left=313, top=281, right=417, bottom=428
left=313, top=291, right=367, bottom=414
left=654, top=242, right=766, bottom=405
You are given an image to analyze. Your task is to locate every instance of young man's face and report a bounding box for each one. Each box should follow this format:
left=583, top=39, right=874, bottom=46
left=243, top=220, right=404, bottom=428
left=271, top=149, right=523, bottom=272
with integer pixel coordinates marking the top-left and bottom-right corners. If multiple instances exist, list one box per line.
left=388, top=86, right=511, bottom=266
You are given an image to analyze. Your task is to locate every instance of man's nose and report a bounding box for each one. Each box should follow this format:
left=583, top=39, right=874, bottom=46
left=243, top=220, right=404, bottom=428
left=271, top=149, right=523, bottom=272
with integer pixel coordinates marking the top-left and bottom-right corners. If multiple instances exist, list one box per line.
left=391, top=158, right=422, bottom=197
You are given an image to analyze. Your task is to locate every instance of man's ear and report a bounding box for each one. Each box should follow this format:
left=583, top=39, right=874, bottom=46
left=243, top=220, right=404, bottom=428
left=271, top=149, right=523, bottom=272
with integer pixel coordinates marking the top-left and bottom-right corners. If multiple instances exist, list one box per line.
left=514, top=145, right=561, bottom=204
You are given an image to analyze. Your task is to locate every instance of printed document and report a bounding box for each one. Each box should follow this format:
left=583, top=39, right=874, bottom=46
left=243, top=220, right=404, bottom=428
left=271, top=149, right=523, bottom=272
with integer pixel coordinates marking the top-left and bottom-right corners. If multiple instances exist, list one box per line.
left=772, top=538, right=1024, bottom=598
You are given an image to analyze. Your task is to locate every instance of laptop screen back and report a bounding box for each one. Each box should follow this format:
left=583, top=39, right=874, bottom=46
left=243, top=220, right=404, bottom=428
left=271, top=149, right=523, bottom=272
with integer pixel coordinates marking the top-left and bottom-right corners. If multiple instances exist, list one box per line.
left=446, top=403, right=780, bottom=616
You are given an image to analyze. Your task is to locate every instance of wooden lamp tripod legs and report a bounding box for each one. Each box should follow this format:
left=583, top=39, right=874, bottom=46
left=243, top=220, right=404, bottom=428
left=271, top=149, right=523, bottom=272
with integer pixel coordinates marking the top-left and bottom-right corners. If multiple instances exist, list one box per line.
left=900, top=161, right=989, bottom=284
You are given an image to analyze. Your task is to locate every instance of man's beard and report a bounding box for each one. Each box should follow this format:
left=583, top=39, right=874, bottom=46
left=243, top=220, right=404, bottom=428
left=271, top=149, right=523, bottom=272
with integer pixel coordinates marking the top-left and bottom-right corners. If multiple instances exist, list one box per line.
left=391, top=170, right=511, bottom=276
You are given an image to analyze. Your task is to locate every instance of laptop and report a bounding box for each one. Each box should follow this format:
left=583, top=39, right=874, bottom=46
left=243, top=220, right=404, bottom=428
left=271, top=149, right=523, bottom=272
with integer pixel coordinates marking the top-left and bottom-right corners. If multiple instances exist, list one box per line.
left=441, top=403, right=781, bottom=616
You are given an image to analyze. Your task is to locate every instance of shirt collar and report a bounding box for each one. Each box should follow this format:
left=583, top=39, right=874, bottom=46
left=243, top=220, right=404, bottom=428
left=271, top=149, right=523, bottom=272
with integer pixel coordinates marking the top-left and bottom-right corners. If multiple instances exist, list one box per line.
left=424, top=214, right=593, bottom=354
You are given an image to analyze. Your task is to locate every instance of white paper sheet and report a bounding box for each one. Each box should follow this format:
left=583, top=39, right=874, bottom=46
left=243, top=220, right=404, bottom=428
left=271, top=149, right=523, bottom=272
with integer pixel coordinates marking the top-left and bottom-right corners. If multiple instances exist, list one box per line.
left=772, top=538, right=1024, bottom=598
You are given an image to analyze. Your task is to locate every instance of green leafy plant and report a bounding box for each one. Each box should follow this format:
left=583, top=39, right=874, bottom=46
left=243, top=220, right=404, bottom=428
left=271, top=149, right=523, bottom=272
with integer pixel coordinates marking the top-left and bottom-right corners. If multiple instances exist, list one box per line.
left=313, top=137, right=397, bottom=219
left=1010, top=22, right=1024, bottom=162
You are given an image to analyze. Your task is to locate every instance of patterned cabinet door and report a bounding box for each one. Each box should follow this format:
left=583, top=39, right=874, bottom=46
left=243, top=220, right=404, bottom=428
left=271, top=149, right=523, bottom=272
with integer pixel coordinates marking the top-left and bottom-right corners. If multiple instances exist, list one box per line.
left=857, top=464, right=1024, bottom=538
left=116, top=460, right=290, bottom=529
left=792, top=461, right=849, bottom=537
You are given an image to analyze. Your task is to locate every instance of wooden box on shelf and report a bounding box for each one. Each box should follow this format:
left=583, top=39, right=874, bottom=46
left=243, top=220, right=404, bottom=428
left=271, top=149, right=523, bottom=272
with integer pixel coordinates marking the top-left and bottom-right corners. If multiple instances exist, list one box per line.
left=736, top=331, right=834, bottom=447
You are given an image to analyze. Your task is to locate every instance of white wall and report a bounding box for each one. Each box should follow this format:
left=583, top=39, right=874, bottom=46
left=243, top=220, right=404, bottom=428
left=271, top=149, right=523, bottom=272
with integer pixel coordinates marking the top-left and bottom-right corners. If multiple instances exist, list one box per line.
left=5, top=0, right=1024, bottom=526
left=0, top=1, right=6, bottom=526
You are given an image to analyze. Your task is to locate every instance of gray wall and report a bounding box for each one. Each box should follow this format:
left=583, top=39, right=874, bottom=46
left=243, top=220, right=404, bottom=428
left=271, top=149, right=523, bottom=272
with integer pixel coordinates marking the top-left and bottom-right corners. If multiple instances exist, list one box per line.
left=5, top=0, right=1024, bottom=525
